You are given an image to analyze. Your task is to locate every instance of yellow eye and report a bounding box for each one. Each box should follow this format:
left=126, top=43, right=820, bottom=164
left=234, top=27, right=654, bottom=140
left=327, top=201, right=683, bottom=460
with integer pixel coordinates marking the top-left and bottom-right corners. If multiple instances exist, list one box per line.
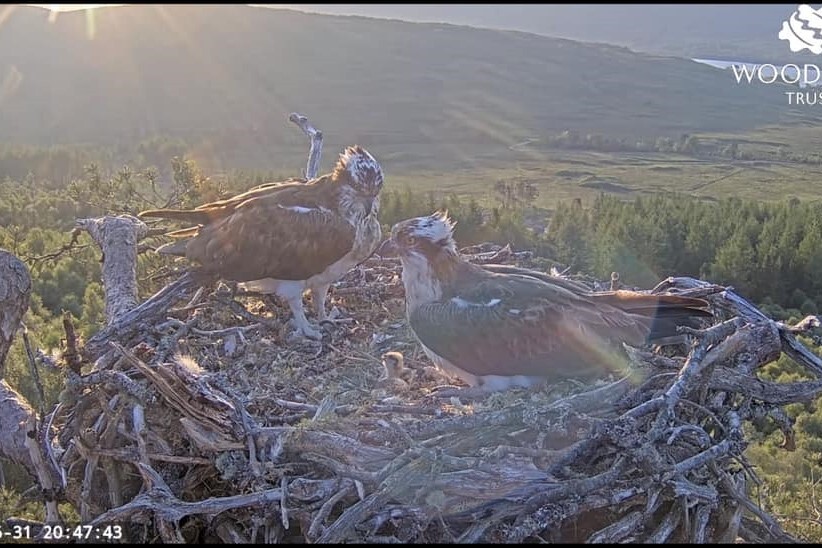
left=405, top=235, right=417, bottom=246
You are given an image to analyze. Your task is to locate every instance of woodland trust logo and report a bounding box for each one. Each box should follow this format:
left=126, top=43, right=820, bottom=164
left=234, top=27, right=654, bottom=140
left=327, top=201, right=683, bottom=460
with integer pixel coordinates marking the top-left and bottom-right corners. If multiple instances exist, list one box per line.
left=779, top=4, right=822, bottom=54
left=731, top=4, right=822, bottom=105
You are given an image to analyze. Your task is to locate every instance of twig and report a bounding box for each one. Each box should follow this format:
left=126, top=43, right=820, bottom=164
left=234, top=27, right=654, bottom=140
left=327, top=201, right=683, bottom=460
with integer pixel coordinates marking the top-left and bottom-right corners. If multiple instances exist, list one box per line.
left=20, top=324, right=45, bottom=417
left=645, top=505, right=682, bottom=543
left=24, top=228, right=88, bottom=267
left=83, top=271, right=198, bottom=361
left=308, top=481, right=353, bottom=541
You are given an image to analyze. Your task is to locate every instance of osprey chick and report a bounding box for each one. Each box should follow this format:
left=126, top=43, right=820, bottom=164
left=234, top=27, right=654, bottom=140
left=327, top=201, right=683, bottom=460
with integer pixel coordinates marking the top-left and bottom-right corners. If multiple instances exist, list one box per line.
left=381, top=212, right=713, bottom=393
left=139, top=146, right=384, bottom=340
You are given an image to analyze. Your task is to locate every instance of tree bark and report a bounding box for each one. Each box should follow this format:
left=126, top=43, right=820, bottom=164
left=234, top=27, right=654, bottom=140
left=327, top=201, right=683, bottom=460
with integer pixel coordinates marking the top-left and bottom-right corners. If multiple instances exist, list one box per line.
left=74, top=215, right=148, bottom=325
left=0, top=249, right=62, bottom=523
left=0, top=248, right=35, bottom=472
left=0, top=248, right=30, bottom=378
left=0, top=380, right=37, bottom=477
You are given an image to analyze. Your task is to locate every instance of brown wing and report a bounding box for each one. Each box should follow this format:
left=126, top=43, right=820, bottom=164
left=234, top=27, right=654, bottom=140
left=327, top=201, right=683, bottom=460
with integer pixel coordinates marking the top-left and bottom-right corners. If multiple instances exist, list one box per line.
left=481, top=263, right=594, bottom=293
left=586, top=290, right=712, bottom=341
left=478, top=265, right=711, bottom=343
left=138, top=175, right=328, bottom=225
left=182, top=192, right=354, bottom=282
left=409, top=274, right=650, bottom=381
left=480, top=265, right=712, bottom=325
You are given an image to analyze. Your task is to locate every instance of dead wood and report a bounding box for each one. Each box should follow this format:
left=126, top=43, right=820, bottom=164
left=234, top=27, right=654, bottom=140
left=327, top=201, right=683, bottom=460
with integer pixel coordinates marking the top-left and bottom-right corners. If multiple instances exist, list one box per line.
left=0, top=248, right=30, bottom=377
left=289, top=112, right=323, bottom=179
left=0, top=250, right=63, bottom=524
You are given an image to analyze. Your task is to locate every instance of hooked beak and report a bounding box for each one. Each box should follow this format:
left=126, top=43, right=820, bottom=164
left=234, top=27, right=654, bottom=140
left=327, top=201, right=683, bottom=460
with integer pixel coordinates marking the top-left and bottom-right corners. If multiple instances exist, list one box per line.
left=375, top=238, right=398, bottom=259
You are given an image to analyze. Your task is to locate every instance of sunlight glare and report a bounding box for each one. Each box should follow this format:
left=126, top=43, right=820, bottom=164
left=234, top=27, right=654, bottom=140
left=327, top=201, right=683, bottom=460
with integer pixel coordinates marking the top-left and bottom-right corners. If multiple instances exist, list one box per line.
left=28, top=4, right=122, bottom=12
left=85, top=7, right=96, bottom=40
left=0, top=5, right=16, bottom=29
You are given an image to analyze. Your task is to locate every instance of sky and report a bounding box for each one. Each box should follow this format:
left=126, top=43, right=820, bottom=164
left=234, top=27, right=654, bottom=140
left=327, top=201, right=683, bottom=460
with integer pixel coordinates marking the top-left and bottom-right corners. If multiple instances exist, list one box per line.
left=27, top=4, right=122, bottom=11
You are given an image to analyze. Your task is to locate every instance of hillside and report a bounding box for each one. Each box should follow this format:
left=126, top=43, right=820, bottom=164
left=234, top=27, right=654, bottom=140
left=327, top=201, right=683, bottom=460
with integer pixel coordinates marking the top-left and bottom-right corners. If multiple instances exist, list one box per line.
left=0, top=4, right=817, bottom=169
left=277, top=4, right=805, bottom=63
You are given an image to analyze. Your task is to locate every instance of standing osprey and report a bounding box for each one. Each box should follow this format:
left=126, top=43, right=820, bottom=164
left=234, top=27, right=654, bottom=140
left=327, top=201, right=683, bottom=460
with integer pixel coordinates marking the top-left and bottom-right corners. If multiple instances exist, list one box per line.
left=381, top=212, right=713, bottom=393
left=139, top=145, right=384, bottom=340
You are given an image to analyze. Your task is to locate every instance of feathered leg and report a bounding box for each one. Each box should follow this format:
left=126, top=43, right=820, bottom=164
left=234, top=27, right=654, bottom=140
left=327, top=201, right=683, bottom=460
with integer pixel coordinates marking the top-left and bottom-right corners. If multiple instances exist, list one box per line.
left=276, top=282, right=321, bottom=340
left=287, top=297, right=322, bottom=341
left=312, top=283, right=330, bottom=322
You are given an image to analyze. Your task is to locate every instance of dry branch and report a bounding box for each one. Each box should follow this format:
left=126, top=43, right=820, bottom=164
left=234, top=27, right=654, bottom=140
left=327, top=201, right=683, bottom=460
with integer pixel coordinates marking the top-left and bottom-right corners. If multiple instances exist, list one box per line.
left=289, top=112, right=323, bottom=179
left=0, top=250, right=63, bottom=525
left=0, top=380, right=40, bottom=478
left=75, top=215, right=149, bottom=324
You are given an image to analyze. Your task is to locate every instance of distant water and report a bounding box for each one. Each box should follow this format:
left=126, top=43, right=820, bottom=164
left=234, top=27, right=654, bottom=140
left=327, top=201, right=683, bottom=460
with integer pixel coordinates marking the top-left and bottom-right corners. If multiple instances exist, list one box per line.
left=692, top=57, right=822, bottom=88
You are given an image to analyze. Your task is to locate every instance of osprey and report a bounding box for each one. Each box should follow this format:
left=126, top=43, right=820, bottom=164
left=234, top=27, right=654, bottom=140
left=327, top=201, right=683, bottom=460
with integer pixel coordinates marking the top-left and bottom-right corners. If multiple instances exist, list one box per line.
left=381, top=212, right=713, bottom=393
left=139, top=145, right=384, bottom=340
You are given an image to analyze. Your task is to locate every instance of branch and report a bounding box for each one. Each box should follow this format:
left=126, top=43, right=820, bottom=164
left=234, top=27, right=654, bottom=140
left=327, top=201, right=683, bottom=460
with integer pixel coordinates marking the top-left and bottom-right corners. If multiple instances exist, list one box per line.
left=0, top=380, right=39, bottom=477
left=75, top=215, right=149, bottom=324
left=656, top=276, right=822, bottom=378
left=24, top=228, right=89, bottom=268
left=87, top=462, right=283, bottom=529
left=289, top=112, right=323, bottom=179
left=82, top=272, right=198, bottom=362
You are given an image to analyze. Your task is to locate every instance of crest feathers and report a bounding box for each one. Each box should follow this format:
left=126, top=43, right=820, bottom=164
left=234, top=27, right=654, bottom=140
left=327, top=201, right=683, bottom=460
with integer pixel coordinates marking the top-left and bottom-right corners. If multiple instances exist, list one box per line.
left=431, top=210, right=456, bottom=233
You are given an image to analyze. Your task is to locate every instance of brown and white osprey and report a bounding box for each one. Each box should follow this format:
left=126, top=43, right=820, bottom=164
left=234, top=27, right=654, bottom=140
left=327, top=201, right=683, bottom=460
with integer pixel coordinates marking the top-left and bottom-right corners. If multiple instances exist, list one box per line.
left=381, top=211, right=713, bottom=393
left=139, top=145, right=384, bottom=340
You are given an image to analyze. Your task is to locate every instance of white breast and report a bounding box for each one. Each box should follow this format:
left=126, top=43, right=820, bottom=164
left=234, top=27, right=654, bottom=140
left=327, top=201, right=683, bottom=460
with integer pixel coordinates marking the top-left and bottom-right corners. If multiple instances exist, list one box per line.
left=400, top=253, right=443, bottom=313
left=306, top=214, right=381, bottom=287
left=418, top=342, right=545, bottom=392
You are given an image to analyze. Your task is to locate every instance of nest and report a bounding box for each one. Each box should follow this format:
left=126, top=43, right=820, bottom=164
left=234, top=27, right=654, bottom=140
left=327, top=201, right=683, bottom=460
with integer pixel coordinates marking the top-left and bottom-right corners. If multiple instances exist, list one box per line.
left=30, top=240, right=821, bottom=544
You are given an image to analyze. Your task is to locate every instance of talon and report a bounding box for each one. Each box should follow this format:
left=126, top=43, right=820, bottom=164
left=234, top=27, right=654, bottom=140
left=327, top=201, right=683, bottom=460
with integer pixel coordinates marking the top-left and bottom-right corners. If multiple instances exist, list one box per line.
left=303, top=326, right=323, bottom=340
left=320, top=317, right=354, bottom=328
left=289, top=320, right=322, bottom=341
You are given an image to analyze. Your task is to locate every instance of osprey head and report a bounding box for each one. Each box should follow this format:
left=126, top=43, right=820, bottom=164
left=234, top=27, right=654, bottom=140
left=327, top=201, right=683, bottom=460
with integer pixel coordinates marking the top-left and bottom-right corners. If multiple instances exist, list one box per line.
left=334, top=145, right=384, bottom=199
left=383, top=211, right=458, bottom=260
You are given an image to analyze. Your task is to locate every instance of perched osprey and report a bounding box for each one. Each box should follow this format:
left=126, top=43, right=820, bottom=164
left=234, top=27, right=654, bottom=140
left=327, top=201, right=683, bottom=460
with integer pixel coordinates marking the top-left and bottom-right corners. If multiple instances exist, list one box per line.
left=139, top=145, right=384, bottom=340
left=380, top=212, right=713, bottom=393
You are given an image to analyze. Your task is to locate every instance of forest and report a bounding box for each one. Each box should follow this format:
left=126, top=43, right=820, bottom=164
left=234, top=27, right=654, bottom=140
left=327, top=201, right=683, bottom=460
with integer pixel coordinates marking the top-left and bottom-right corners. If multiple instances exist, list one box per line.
left=1, top=140, right=822, bottom=541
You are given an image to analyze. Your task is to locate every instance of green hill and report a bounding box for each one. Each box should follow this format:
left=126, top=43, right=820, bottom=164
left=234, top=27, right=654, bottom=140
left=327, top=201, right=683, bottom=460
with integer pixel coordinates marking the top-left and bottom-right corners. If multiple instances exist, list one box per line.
left=0, top=4, right=816, bottom=172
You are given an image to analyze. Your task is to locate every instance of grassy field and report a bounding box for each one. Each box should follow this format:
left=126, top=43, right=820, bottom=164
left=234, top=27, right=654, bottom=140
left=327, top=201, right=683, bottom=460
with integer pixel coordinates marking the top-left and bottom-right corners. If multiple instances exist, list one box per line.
left=379, top=137, right=822, bottom=210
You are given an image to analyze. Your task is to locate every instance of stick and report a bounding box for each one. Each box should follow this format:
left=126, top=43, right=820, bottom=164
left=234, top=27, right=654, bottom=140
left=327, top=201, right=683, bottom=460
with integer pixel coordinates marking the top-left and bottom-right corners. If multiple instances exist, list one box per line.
left=289, top=112, right=323, bottom=179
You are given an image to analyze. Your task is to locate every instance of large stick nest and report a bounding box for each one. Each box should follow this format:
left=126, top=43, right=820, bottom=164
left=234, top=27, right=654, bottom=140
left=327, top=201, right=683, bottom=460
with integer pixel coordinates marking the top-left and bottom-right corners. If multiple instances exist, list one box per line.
left=44, top=245, right=822, bottom=543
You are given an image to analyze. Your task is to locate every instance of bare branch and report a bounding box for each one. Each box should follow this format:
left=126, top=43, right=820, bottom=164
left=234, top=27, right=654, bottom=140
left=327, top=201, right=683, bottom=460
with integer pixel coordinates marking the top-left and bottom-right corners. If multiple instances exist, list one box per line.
left=75, top=215, right=149, bottom=324
left=289, top=112, right=323, bottom=179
